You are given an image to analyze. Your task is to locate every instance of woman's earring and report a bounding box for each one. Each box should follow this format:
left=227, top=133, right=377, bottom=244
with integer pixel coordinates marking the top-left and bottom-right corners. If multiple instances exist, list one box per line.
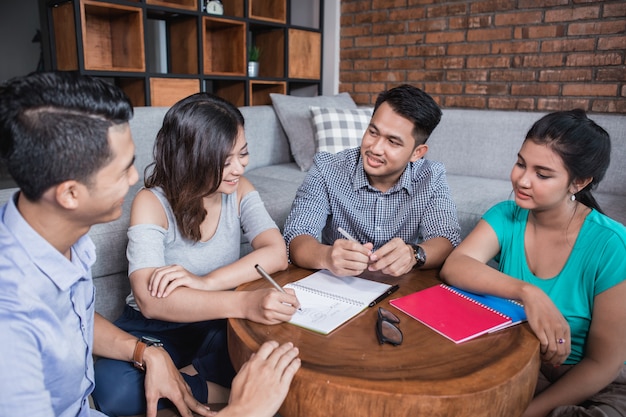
left=571, top=194, right=576, bottom=201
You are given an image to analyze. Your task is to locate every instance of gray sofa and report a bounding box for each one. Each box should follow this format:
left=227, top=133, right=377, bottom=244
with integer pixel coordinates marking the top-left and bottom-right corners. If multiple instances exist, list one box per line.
left=1, top=104, right=624, bottom=322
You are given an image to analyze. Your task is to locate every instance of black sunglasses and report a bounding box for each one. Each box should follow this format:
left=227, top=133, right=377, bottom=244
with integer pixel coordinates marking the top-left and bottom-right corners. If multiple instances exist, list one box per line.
left=376, top=307, right=403, bottom=346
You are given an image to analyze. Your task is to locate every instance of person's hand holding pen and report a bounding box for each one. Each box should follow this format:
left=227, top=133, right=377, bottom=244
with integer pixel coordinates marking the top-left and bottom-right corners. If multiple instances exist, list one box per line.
left=255, top=265, right=302, bottom=312
left=325, top=227, right=375, bottom=277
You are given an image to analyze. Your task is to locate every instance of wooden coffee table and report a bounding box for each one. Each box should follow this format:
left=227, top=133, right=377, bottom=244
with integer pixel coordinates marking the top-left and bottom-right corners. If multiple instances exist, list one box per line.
left=228, top=265, right=540, bottom=417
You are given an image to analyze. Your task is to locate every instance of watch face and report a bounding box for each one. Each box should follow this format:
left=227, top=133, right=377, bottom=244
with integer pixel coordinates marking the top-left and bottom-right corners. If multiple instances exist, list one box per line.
left=141, top=335, right=161, bottom=345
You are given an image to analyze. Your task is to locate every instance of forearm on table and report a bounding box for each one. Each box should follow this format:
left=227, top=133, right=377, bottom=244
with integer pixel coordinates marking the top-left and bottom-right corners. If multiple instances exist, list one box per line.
left=417, top=237, right=454, bottom=269
left=288, top=235, right=332, bottom=270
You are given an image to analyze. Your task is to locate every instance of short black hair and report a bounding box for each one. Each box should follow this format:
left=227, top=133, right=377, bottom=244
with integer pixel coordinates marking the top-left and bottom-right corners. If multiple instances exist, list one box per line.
left=0, top=71, right=133, bottom=200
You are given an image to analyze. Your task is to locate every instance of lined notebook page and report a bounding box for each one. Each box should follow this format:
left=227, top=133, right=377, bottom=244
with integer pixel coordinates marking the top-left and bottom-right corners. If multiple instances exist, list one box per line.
left=284, top=270, right=392, bottom=335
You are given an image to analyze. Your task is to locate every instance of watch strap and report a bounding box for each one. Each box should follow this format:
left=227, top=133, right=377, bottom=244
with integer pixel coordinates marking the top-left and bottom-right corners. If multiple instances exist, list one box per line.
left=410, top=244, right=426, bottom=268
left=133, top=339, right=147, bottom=371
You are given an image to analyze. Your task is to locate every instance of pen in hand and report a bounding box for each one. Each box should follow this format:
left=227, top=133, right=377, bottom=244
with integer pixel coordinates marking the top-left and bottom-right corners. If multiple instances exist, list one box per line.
left=337, top=227, right=358, bottom=242
left=255, top=264, right=301, bottom=311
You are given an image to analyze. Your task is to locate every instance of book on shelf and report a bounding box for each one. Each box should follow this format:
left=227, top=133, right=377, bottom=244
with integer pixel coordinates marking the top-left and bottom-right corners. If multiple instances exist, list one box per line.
left=284, top=270, right=393, bottom=335
left=389, top=283, right=526, bottom=344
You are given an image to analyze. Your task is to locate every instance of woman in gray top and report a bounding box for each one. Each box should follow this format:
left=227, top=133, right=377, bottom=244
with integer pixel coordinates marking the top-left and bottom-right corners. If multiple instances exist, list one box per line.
left=93, top=93, right=299, bottom=417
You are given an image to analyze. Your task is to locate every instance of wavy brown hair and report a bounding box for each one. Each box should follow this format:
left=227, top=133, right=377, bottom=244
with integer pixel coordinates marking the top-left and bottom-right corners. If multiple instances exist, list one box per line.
left=145, top=93, right=244, bottom=241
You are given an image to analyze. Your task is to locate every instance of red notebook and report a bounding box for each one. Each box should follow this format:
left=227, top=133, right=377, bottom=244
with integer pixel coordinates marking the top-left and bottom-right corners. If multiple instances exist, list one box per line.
left=390, top=284, right=516, bottom=344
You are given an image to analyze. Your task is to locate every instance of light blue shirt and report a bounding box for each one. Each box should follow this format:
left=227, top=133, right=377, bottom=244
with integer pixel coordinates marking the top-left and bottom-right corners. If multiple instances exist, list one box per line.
left=0, top=192, right=106, bottom=417
left=283, top=148, right=461, bottom=251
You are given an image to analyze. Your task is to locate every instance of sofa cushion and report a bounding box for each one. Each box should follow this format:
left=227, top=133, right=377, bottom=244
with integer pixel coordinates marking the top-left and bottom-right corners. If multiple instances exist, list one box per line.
left=310, top=106, right=372, bottom=154
left=269, top=93, right=357, bottom=171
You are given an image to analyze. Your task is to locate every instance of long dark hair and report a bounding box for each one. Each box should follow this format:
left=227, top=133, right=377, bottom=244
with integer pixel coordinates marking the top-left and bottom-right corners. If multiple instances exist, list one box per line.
left=145, top=93, right=244, bottom=241
left=525, top=109, right=611, bottom=213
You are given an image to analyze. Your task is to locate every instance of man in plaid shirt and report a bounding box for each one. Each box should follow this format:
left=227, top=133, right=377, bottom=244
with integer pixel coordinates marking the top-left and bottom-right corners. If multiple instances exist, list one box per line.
left=283, top=85, right=460, bottom=277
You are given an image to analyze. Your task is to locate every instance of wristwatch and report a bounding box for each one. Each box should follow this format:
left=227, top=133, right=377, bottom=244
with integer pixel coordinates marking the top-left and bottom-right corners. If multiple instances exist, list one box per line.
left=409, top=244, right=426, bottom=268
left=133, top=336, right=163, bottom=371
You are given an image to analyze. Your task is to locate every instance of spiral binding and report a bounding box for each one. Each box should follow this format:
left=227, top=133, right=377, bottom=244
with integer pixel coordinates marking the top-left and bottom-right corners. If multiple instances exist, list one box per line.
left=288, top=283, right=363, bottom=306
left=441, top=284, right=510, bottom=319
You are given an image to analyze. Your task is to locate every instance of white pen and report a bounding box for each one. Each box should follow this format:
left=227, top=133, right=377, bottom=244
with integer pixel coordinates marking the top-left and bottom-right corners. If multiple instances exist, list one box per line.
left=337, top=227, right=359, bottom=242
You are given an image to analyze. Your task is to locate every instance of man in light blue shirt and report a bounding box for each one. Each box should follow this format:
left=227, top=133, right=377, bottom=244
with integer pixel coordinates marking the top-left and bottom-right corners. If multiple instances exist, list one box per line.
left=284, top=85, right=461, bottom=277
left=0, top=72, right=300, bottom=417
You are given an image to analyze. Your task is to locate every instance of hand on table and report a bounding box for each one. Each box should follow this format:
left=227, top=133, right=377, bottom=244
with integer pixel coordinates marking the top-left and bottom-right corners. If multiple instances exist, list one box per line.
left=326, top=239, right=374, bottom=277
left=368, top=238, right=414, bottom=277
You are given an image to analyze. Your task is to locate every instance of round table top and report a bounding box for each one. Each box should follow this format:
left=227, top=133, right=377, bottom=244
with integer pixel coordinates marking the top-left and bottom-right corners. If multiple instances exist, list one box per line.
left=228, top=265, right=540, bottom=417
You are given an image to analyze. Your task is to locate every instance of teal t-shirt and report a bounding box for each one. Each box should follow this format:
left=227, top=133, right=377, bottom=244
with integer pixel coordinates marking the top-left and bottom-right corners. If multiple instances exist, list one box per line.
left=483, top=201, right=626, bottom=364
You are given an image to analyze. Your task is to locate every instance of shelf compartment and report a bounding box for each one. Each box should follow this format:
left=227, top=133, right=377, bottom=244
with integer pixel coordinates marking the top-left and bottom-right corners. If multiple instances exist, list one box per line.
left=202, top=16, right=246, bottom=76
left=222, top=0, right=244, bottom=18
left=205, top=79, right=246, bottom=107
left=116, top=78, right=147, bottom=107
left=253, top=28, right=285, bottom=78
left=51, top=1, right=79, bottom=70
left=288, top=28, right=320, bottom=80
left=249, top=0, right=286, bottom=23
left=149, top=77, right=200, bottom=106
left=146, top=0, right=198, bottom=12
left=170, top=16, right=199, bottom=74
left=249, top=80, right=286, bottom=106
left=80, top=0, right=145, bottom=72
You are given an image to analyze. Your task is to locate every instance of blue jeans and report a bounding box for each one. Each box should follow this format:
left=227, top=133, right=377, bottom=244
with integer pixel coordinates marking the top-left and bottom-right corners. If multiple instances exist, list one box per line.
left=92, top=306, right=235, bottom=417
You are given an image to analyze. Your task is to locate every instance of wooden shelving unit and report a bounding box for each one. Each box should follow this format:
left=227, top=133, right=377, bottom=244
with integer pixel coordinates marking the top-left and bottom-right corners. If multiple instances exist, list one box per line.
left=43, top=0, right=322, bottom=107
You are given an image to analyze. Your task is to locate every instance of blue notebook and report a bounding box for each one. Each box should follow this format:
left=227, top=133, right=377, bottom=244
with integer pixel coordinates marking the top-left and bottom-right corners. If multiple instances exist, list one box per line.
left=451, top=287, right=527, bottom=327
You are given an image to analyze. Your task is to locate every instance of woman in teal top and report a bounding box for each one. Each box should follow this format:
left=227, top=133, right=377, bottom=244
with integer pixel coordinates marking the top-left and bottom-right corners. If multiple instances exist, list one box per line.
left=441, top=110, right=626, bottom=417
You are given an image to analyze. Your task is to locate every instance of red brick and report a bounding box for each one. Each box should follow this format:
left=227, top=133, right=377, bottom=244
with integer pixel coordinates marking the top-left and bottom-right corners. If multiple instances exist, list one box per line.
left=597, top=68, right=626, bottom=82
left=541, top=38, right=595, bottom=53
left=340, top=49, right=371, bottom=60
left=511, top=83, right=560, bottom=96
left=371, top=71, right=408, bottom=82
left=372, top=22, right=408, bottom=34
left=409, top=18, right=448, bottom=33
left=389, top=33, right=425, bottom=45
left=598, top=36, right=626, bottom=51
left=445, top=95, right=487, bottom=109
left=566, top=52, right=622, bottom=67
left=492, top=41, right=539, bottom=54
left=488, top=97, right=535, bottom=111
left=425, top=31, right=466, bottom=44
left=448, top=43, right=491, bottom=56
left=538, top=97, right=590, bottom=112
left=495, top=11, right=543, bottom=26
left=467, top=28, right=513, bottom=42
left=466, top=83, right=509, bottom=95
left=568, top=21, right=625, bottom=36
left=603, top=3, right=626, bottom=18
left=591, top=99, right=626, bottom=114
left=468, top=16, right=493, bottom=29
left=516, top=25, right=567, bottom=39
left=389, top=8, right=426, bottom=21
left=539, top=69, right=592, bottom=82
left=521, top=54, right=565, bottom=68
left=446, top=70, right=489, bottom=82
left=355, top=36, right=389, bottom=48
left=470, top=0, right=517, bottom=13
left=407, top=70, right=445, bottom=82
left=423, top=83, right=464, bottom=95
left=373, top=0, right=408, bottom=9
left=562, top=84, right=618, bottom=96
left=518, top=0, right=569, bottom=8
left=341, top=26, right=371, bottom=38
left=467, top=56, right=511, bottom=68
left=427, top=3, right=467, bottom=18
left=354, top=59, right=388, bottom=70
left=424, top=56, right=465, bottom=69
left=491, top=70, right=537, bottom=82
left=354, top=82, right=388, bottom=93
left=357, top=11, right=395, bottom=25
left=371, top=46, right=407, bottom=58
left=341, top=1, right=374, bottom=14
left=407, top=45, right=446, bottom=56
left=545, top=6, right=600, bottom=22
left=340, top=71, right=370, bottom=82
left=389, top=57, right=426, bottom=70
left=449, top=17, right=469, bottom=30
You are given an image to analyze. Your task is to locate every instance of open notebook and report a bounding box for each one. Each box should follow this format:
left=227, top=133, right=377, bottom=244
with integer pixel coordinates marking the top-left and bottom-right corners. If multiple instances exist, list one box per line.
left=284, top=270, right=392, bottom=335
left=390, top=283, right=526, bottom=344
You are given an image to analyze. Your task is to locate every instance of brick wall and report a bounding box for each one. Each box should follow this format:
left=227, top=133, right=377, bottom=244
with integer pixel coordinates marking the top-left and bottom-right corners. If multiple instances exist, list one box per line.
left=339, top=0, right=626, bottom=113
